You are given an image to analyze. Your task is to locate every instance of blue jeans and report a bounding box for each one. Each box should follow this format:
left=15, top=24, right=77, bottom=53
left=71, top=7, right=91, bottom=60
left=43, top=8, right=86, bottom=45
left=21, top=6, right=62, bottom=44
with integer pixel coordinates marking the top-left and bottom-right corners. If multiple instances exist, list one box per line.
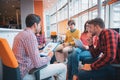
left=67, top=48, right=92, bottom=80
left=78, top=64, right=115, bottom=80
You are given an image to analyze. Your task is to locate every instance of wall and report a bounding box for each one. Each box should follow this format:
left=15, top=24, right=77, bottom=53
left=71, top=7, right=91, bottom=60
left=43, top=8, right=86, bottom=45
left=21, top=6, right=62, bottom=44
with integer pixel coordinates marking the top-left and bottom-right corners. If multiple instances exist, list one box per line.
left=34, top=1, right=44, bottom=34
left=0, top=28, right=22, bottom=48
left=58, top=20, right=68, bottom=35
left=21, top=0, right=34, bottom=29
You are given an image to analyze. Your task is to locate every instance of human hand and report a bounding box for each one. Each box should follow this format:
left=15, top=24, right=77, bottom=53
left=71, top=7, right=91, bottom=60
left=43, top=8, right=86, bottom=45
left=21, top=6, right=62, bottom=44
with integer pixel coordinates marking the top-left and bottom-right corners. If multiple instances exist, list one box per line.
left=86, top=33, right=93, bottom=46
left=48, top=51, right=53, bottom=58
left=87, top=38, right=93, bottom=46
left=81, top=64, right=91, bottom=71
left=63, top=43, right=69, bottom=47
left=83, top=45, right=89, bottom=50
left=55, top=44, right=63, bottom=52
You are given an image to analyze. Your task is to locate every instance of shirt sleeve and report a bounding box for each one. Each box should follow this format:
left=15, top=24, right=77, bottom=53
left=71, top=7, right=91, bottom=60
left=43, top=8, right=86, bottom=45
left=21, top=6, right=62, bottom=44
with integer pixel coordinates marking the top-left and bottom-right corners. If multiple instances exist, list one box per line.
left=91, top=30, right=118, bottom=70
left=24, top=34, right=51, bottom=68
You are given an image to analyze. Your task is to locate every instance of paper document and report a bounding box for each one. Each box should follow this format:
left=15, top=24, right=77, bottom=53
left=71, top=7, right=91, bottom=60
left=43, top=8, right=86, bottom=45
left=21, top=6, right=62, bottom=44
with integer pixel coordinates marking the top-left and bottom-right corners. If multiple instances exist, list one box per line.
left=73, top=38, right=85, bottom=50
left=40, top=42, right=59, bottom=56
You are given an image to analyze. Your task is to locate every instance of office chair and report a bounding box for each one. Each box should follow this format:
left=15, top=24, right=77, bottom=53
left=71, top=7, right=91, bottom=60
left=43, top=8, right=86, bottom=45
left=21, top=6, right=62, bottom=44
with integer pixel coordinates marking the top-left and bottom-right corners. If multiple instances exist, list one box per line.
left=0, top=38, right=48, bottom=80
left=50, top=32, right=57, bottom=42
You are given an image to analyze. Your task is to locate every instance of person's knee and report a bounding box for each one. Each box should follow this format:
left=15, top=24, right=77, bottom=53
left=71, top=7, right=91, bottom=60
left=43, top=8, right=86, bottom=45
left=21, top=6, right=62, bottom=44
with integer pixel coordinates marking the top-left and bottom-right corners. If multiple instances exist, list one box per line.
left=59, top=63, right=67, bottom=72
left=63, top=46, right=73, bottom=54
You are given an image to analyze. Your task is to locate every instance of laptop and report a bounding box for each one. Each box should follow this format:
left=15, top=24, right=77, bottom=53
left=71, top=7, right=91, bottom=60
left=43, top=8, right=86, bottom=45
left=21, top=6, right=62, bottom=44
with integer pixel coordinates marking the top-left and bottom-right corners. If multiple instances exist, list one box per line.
left=40, top=42, right=59, bottom=56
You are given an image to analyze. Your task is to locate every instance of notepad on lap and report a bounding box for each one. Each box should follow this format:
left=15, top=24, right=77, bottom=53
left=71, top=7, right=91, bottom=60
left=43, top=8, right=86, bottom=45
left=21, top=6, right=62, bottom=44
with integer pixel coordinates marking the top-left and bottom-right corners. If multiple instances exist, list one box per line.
left=73, top=38, right=85, bottom=50
left=40, top=42, right=59, bottom=56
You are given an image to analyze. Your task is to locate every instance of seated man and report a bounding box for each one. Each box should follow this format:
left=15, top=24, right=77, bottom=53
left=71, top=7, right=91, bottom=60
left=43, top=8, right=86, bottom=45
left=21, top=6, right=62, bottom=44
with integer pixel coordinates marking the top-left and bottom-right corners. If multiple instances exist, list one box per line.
left=12, top=14, right=67, bottom=80
left=67, top=20, right=99, bottom=80
left=55, top=20, right=80, bottom=62
left=78, top=18, right=120, bottom=80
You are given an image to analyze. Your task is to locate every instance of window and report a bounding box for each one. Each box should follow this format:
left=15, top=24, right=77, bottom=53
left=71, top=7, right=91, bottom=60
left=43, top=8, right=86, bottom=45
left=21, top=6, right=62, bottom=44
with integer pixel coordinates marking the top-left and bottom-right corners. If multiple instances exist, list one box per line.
left=110, top=1, right=120, bottom=28
left=81, top=0, right=89, bottom=11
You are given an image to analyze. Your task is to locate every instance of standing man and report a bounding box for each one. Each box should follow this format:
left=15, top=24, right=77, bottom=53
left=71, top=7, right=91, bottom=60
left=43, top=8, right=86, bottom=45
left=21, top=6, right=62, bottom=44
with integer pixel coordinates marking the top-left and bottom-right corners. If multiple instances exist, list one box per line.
left=12, top=14, right=67, bottom=80
left=78, top=18, right=120, bottom=80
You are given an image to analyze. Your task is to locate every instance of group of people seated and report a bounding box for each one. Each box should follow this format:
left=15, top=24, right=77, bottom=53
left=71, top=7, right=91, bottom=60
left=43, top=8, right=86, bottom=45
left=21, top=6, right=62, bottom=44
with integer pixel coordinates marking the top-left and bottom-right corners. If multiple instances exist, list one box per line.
left=12, top=14, right=120, bottom=80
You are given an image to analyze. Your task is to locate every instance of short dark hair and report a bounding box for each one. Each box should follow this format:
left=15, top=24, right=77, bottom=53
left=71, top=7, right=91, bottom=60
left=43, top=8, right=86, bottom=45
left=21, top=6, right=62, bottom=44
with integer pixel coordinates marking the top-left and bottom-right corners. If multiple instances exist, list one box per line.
left=68, top=20, right=75, bottom=26
left=88, top=18, right=105, bottom=29
left=25, top=14, right=41, bottom=27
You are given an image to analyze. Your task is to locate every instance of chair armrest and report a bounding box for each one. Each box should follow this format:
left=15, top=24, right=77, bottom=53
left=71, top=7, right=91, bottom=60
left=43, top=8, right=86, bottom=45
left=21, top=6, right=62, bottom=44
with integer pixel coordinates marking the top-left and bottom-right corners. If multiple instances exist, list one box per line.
left=29, top=64, right=47, bottom=74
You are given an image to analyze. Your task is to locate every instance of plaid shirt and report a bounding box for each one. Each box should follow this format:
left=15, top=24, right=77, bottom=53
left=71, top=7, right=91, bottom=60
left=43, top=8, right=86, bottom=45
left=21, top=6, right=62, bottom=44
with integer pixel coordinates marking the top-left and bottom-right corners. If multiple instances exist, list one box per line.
left=89, top=29, right=120, bottom=70
left=12, top=28, right=51, bottom=78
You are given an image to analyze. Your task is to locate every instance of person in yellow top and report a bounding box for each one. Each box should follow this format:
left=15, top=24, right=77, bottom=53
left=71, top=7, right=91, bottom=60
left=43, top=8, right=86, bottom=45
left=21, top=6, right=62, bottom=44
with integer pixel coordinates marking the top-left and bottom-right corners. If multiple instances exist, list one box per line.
left=64, top=20, right=80, bottom=46
left=55, top=20, right=80, bottom=63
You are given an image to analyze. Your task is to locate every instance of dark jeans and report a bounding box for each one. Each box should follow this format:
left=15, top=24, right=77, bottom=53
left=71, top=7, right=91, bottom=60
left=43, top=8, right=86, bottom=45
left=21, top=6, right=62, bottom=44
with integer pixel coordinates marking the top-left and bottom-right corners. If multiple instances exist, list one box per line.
left=78, top=64, right=115, bottom=80
left=67, top=48, right=93, bottom=80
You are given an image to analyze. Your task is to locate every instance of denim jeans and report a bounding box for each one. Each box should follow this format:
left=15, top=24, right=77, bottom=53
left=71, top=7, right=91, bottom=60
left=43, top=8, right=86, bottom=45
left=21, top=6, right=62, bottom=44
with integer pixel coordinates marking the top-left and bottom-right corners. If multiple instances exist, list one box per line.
left=78, top=64, right=115, bottom=80
left=67, top=48, right=92, bottom=80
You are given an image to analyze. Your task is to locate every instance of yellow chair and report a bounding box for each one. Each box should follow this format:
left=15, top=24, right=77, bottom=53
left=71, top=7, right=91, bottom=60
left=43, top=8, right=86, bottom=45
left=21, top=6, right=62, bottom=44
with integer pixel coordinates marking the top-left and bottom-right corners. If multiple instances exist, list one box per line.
left=0, top=38, right=47, bottom=80
left=50, top=32, right=57, bottom=42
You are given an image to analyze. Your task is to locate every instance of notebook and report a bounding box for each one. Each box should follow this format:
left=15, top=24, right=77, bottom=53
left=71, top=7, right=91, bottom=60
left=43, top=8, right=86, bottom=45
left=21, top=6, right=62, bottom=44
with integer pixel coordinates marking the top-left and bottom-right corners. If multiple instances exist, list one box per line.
left=73, top=38, right=85, bottom=50
left=40, top=42, right=59, bottom=56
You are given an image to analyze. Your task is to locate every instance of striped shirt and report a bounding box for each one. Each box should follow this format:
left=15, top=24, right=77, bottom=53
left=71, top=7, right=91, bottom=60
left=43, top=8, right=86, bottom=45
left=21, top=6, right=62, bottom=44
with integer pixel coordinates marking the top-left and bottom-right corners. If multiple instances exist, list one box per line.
left=12, top=28, right=51, bottom=78
left=89, top=29, right=120, bottom=70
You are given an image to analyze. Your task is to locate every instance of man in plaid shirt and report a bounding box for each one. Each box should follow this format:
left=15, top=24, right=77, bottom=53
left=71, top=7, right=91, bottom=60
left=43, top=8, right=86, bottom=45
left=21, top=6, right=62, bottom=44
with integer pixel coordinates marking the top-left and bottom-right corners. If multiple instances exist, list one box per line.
left=78, top=18, right=120, bottom=80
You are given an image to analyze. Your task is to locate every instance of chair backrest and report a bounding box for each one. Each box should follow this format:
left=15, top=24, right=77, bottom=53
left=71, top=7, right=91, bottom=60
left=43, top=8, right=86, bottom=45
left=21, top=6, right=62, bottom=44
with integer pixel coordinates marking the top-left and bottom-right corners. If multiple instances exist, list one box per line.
left=50, top=32, right=57, bottom=36
left=0, top=38, right=21, bottom=80
left=50, top=32, right=57, bottom=42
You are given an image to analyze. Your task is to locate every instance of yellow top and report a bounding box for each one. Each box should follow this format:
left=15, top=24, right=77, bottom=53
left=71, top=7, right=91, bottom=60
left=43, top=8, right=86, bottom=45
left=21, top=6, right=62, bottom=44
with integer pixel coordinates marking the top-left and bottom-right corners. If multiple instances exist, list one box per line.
left=64, top=29, right=80, bottom=46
